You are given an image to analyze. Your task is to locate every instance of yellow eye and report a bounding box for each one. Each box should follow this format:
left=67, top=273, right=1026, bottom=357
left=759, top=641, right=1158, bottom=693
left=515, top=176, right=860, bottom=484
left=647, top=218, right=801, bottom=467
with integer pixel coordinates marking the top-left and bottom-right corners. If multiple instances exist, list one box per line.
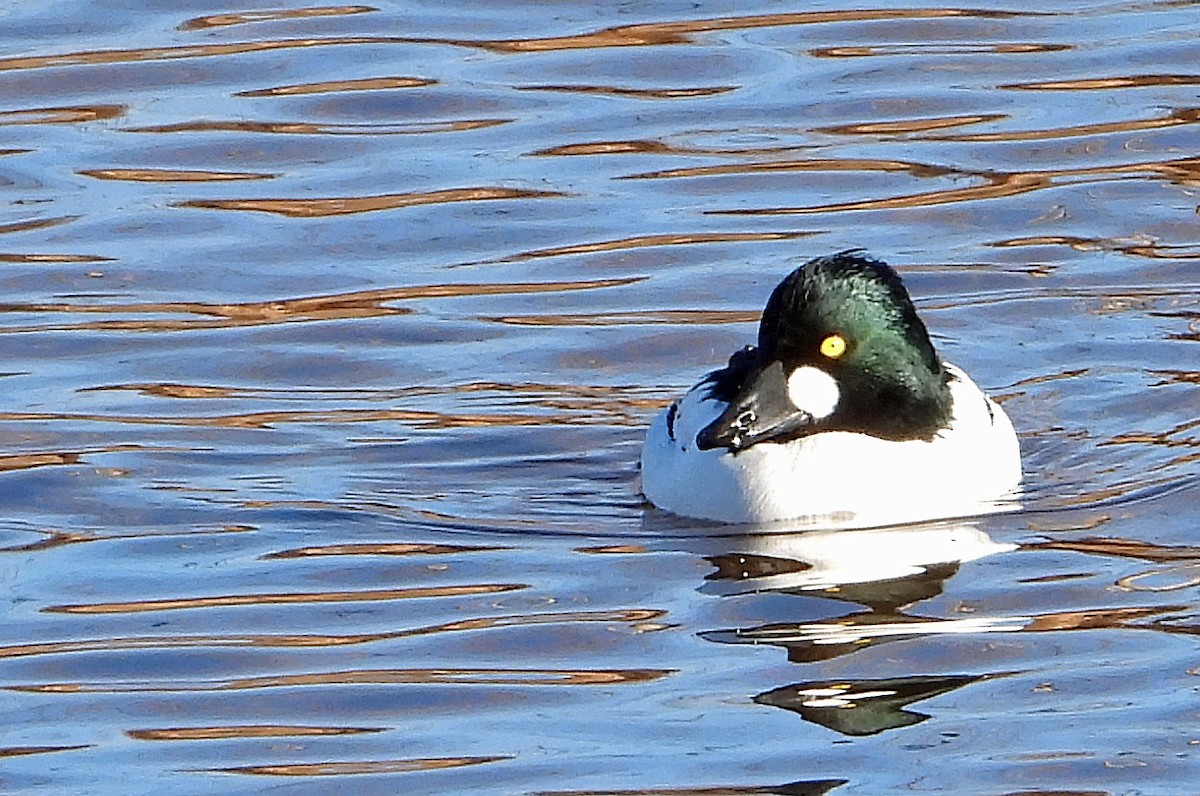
left=820, top=334, right=847, bottom=359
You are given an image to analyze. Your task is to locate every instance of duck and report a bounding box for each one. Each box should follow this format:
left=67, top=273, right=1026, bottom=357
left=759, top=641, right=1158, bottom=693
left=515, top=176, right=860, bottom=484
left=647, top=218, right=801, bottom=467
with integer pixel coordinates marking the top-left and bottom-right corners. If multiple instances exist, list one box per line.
left=640, top=251, right=1021, bottom=526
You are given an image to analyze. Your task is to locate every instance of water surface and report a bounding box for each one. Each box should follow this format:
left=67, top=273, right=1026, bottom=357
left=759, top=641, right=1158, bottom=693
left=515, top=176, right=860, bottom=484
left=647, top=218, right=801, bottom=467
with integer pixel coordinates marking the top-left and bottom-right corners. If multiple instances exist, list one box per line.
left=1, top=1, right=1198, bottom=794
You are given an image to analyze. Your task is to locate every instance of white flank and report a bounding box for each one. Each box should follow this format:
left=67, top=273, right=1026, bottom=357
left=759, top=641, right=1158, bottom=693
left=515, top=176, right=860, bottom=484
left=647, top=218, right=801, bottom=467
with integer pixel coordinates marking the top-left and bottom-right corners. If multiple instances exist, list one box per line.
left=641, top=363, right=1022, bottom=526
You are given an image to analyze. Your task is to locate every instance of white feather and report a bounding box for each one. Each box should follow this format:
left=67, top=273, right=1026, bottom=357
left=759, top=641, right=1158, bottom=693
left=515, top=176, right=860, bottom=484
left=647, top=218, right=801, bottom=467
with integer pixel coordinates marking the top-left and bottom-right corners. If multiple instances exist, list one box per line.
left=641, top=363, right=1021, bottom=526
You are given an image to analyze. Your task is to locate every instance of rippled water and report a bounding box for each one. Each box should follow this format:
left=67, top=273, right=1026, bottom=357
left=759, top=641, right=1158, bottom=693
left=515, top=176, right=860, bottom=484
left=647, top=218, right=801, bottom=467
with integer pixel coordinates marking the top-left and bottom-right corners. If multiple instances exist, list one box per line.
left=1, top=2, right=1198, bottom=793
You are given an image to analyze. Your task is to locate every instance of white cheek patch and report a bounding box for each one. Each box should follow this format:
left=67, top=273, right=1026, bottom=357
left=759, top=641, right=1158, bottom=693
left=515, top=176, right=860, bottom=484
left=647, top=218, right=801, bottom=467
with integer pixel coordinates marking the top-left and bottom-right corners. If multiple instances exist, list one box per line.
left=786, top=365, right=840, bottom=420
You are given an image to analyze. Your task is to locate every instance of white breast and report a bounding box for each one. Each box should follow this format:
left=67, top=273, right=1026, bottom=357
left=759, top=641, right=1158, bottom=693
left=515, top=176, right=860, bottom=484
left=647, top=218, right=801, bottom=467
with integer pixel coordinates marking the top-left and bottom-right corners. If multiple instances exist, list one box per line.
left=640, top=363, right=1021, bottom=526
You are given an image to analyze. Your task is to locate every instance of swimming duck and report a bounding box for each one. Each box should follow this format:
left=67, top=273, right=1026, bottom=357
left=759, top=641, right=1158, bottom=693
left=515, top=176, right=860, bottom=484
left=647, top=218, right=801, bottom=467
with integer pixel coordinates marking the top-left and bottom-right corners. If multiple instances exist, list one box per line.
left=640, top=251, right=1021, bottom=526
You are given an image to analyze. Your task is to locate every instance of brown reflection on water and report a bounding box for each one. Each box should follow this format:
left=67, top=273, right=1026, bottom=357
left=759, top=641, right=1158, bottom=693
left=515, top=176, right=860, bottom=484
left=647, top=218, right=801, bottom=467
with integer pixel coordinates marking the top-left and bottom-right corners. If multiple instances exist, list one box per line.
left=495, top=230, right=817, bottom=263
left=0, top=407, right=634, bottom=431
left=482, top=309, right=759, bottom=327
left=1021, top=605, right=1181, bottom=632
left=128, top=725, right=385, bottom=741
left=991, top=234, right=1200, bottom=259
left=0, top=451, right=81, bottom=471
left=0, top=277, right=636, bottom=333
left=180, top=186, right=560, bottom=218
left=0, top=400, right=651, bottom=430
left=237, top=76, right=436, bottom=97
left=1029, top=537, right=1200, bottom=563
left=687, top=156, right=1200, bottom=215
left=1105, top=416, right=1200, bottom=449
left=81, top=168, right=274, bottom=182
left=0, top=609, right=665, bottom=660
left=205, top=666, right=673, bottom=690
left=129, top=118, right=508, bottom=136
left=518, top=84, right=737, bottom=100
left=0, top=215, right=78, bottom=234
left=815, top=113, right=1006, bottom=136
left=0, top=745, right=93, bottom=758
left=929, top=107, right=1200, bottom=143
left=1, top=523, right=251, bottom=554
left=812, top=42, right=1069, bottom=57
left=0, top=253, right=113, bottom=264
left=1042, top=475, right=1190, bottom=510
left=0, top=105, right=124, bottom=125
left=180, top=5, right=376, bottom=31
left=81, top=380, right=667, bottom=418
left=13, top=667, right=673, bottom=693
left=1153, top=370, right=1200, bottom=387
left=264, top=542, right=508, bottom=559
left=536, top=140, right=677, bottom=157
left=625, top=157, right=960, bottom=182
left=84, top=382, right=236, bottom=399
left=533, top=138, right=818, bottom=158
left=0, top=443, right=161, bottom=476
left=423, top=9, right=1033, bottom=53
left=206, top=755, right=511, bottom=777
left=46, top=583, right=524, bottom=614
left=1004, top=74, right=1200, bottom=91
left=0, top=38, right=402, bottom=73
left=537, top=783, right=848, bottom=796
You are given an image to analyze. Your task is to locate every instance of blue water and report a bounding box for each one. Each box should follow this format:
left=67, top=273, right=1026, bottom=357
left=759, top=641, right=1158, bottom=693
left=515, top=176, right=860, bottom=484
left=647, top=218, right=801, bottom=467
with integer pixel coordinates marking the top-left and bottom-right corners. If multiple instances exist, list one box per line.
left=0, top=2, right=1198, bottom=793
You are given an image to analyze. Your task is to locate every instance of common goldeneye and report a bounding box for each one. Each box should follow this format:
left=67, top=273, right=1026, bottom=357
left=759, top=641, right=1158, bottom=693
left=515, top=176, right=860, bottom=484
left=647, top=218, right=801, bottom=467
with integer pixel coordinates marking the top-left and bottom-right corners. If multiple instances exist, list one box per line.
left=640, top=251, right=1021, bottom=526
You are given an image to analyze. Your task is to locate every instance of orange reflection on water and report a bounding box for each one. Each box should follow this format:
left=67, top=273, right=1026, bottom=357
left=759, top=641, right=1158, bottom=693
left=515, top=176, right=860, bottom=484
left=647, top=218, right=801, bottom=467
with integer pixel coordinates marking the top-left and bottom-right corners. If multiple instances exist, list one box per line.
left=536, top=785, right=838, bottom=796
left=128, top=118, right=508, bottom=136
left=1029, top=537, right=1200, bottom=563
left=0, top=38, right=401, bottom=73
left=0, top=405, right=644, bottom=430
left=0, top=253, right=112, bottom=263
left=0, top=9, right=1042, bottom=77
left=46, top=583, right=524, bottom=614
left=0, top=277, right=638, bottom=332
left=180, top=5, right=376, bottom=30
left=815, top=113, right=1007, bottom=136
left=207, top=756, right=511, bottom=776
left=429, top=9, right=1033, bottom=53
left=0, top=609, right=665, bottom=659
left=518, top=84, right=737, bottom=100
left=181, top=186, right=560, bottom=217
left=812, top=42, right=1069, bottom=57
left=80, top=168, right=274, bottom=182
left=264, top=542, right=507, bottom=559
left=11, top=667, right=674, bottom=694
left=0, top=451, right=81, bottom=471
left=128, top=725, right=385, bottom=740
left=216, top=666, right=674, bottom=689
left=0, top=105, right=124, bottom=125
left=625, top=157, right=960, bottom=181
left=0, top=745, right=93, bottom=758
left=0, top=215, right=78, bottom=234
left=1004, top=74, right=1200, bottom=91
left=237, top=76, right=436, bottom=97
left=992, top=234, right=1200, bottom=259
left=534, top=140, right=680, bottom=157
left=684, top=156, right=1200, bottom=215
left=1021, top=606, right=1183, bottom=632
left=482, top=309, right=760, bottom=327
left=495, top=230, right=816, bottom=263
left=0, top=523, right=251, bottom=554
left=81, top=379, right=663, bottom=410
left=931, top=107, right=1200, bottom=143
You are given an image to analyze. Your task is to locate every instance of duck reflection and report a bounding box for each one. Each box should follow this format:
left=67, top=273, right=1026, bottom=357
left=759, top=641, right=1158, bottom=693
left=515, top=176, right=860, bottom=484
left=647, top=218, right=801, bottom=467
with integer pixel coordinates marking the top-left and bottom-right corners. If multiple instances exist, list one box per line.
left=753, top=674, right=992, bottom=737
left=701, top=522, right=1013, bottom=600
left=695, top=522, right=1018, bottom=737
